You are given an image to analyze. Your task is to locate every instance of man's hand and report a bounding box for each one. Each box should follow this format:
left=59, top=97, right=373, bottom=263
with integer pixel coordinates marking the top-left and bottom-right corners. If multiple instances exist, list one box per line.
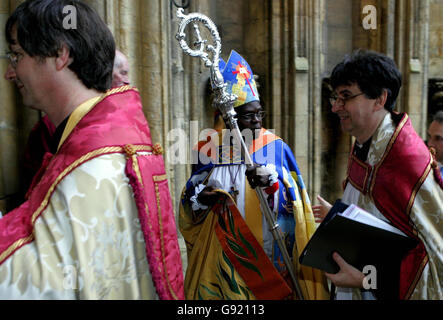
left=325, top=252, right=365, bottom=288
left=197, top=186, right=219, bottom=207
left=245, top=164, right=271, bottom=189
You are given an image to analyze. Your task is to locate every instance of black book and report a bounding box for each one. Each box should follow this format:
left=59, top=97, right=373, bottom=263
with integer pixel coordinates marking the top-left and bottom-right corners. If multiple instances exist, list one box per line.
left=299, top=200, right=417, bottom=275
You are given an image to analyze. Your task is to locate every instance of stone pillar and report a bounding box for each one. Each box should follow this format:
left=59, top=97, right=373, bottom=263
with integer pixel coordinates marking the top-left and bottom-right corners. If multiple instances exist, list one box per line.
left=352, top=0, right=383, bottom=51
left=292, top=0, right=310, bottom=184
left=307, top=0, right=323, bottom=200
left=266, top=0, right=318, bottom=198
left=349, top=0, right=430, bottom=136
left=400, top=0, right=430, bottom=137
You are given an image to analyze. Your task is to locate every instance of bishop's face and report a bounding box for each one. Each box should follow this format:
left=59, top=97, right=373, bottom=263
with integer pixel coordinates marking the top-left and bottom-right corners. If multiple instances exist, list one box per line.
left=235, top=101, right=264, bottom=140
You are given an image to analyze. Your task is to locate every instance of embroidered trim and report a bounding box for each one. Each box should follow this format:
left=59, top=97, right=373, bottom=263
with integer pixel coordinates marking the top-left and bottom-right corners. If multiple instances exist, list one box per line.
left=347, top=154, right=372, bottom=195
left=124, top=144, right=138, bottom=157
left=0, top=234, right=34, bottom=263
left=153, top=174, right=167, bottom=182
left=58, top=85, right=139, bottom=151
left=404, top=254, right=429, bottom=299
left=369, top=114, right=409, bottom=196
left=131, top=152, right=145, bottom=186
left=0, top=145, right=152, bottom=265
left=406, top=162, right=432, bottom=218
left=154, top=177, right=179, bottom=300
left=153, top=143, right=164, bottom=156
left=129, top=154, right=179, bottom=299
left=58, top=96, right=102, bottom=151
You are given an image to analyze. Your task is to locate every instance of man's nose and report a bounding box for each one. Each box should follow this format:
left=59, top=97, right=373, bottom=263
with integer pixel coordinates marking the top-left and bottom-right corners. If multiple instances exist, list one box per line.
left=4, top=63, right=16, bottom=81
left=331, top=102, right=342, bottom=113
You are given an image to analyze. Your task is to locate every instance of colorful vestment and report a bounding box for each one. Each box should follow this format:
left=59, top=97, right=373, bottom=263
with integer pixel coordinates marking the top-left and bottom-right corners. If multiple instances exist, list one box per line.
left=180, top=128, right=328, bottom=300
left=340, top=112, right=442, bottom=300
left=0, top=86, right=184, bottom=299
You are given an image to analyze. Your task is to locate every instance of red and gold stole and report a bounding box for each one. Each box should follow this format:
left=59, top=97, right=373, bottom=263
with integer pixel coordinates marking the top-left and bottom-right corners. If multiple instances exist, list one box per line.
left=345, top=113, right=431, bottom=299
left=0, top=86, right=184, bottom=299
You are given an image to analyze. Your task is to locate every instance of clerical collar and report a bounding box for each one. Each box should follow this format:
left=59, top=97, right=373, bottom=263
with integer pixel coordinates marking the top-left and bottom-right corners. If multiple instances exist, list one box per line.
left=354, top=137, right=372, bottom=162
left=50, top=116, right=70, bottom=154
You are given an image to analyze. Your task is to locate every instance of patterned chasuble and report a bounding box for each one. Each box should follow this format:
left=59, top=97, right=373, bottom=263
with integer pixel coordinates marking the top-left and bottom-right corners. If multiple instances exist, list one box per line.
left=180, top=129, right=329, bottom=300
left=343, top=112, right=443, bottom=300
left=0, top=86, right=184, bottom=299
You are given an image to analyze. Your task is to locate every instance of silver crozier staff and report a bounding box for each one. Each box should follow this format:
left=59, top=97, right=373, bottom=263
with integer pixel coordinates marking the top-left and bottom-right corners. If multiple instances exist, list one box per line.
left=175, top=8, right=304, bottom=300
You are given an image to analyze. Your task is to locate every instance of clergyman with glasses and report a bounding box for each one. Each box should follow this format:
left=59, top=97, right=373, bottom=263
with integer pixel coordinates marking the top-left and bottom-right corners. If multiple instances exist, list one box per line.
left=312, top=50, right=442, bottom=300
left=179, top=50, right=329, bottom=300
left=0, top=0, right=184, bottom=299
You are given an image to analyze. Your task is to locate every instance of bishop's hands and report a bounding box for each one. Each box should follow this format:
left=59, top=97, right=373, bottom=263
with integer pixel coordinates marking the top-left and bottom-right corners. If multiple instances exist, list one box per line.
left=197, top=186, right=219, bottom=207
left=245, top=164, right=275, bottom=189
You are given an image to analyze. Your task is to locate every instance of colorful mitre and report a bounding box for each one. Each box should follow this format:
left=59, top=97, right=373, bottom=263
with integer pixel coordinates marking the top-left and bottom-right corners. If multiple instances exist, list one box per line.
left=220, top=50, right=260, bottom=108
left=212, top=50, right=260, bottom=132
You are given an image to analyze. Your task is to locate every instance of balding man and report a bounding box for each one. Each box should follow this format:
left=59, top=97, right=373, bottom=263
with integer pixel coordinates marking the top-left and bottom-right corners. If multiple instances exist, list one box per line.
left=111, top=50, right=130, bottom=88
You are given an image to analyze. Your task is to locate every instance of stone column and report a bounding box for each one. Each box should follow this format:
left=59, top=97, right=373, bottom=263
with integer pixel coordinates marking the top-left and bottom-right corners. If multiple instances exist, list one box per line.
left=400, top=0, right=430, bottom=136
left=307, top=0, right=323, bottom=200
left=352, top=0, right=383, bottom=51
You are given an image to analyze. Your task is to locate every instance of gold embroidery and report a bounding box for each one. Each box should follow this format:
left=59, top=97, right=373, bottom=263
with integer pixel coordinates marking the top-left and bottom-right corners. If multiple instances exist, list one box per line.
left=154, top=178, right=179, bottom=300
left=153, top=174, right=167, bottom=182
left=405, top=254, right=429, bottom=299
left=128, top=151, right=154, bottom=232
left=429, top=147, right=439, bottom=169
left=124, top=144, right=137, bottom=157
left=406, top=163, right=432, bottom=217
left=153, top=143, right=164, bottom=155
left=369, top=114, right=408, bottom=195
left=0, top=145, right=152, bottom=265
left=0, top=234, right=34, bottom=264
left=58, top=95, right=102, bottom=151
left=57, top=85, right=139, bottom=151
left=131, top=156, right=178, bottom=299
left=348, top=155, right=372, bottom=194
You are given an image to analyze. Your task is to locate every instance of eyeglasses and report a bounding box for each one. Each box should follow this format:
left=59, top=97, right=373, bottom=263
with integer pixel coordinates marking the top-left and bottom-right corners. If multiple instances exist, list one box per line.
left=237, top=111, right=266, bottom=121
left=329, top=92, right=365, bottom=107
left=6, top=50, right=24, bottom=68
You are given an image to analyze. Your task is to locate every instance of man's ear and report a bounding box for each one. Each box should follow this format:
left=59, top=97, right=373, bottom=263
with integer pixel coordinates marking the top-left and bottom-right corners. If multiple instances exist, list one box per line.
left=55, top=45, right=73, bottom=71
left=374, top=89, right=388, bottom=111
